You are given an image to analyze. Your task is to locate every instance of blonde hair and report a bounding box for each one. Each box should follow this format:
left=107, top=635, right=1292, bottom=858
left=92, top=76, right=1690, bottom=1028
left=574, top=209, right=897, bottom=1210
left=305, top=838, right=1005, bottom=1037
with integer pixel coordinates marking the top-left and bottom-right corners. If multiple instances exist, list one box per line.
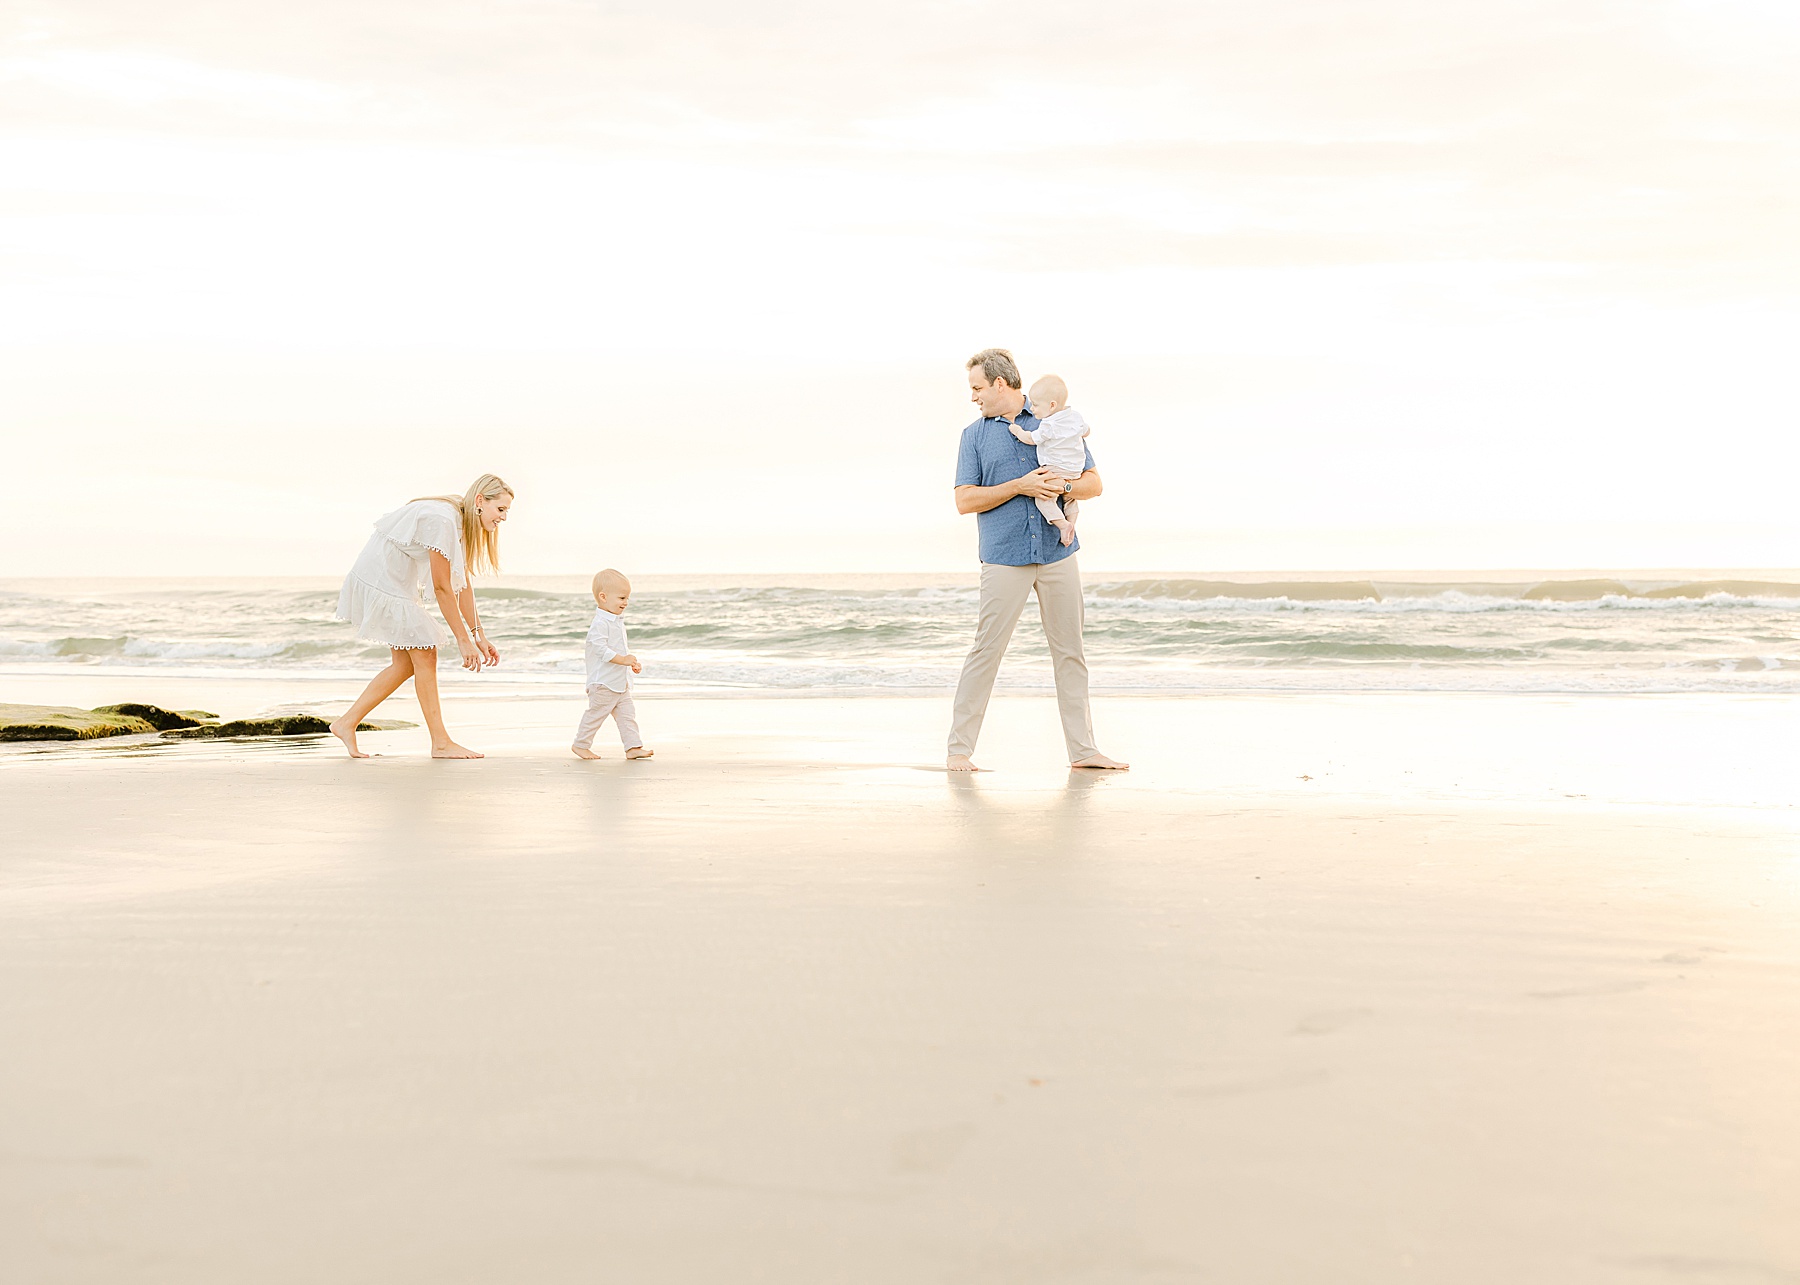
left=411, top=474, right=513, bottom=575
left=1030, top=374, right=1068, bottom=406
left=591, top=568, right=630, bottom=601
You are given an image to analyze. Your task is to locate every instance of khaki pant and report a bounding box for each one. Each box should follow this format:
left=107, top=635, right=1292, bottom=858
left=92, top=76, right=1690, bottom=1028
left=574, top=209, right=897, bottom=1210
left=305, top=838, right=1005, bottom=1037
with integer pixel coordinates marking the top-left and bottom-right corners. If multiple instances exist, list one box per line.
left=573, top=685, right=642, bottom=752
left=948, top=556, right=1097, bottom=763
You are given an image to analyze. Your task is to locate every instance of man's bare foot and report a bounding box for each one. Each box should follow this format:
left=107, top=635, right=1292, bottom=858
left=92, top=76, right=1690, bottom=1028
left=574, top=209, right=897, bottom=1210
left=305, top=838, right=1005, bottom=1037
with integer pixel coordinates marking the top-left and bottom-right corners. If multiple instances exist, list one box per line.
left=1071, top=753, right=1129, bottom=770
left=1054, top=521, right=1074, bottom=547
left=431, top=742, right=485, bottom=759
left=625, top=747, right=654, bottom=759
left=946, top=754, right=982, bottom=772
left=572, top=747, right=601, bottom=760
left=328, top=718, right=370, bottom=759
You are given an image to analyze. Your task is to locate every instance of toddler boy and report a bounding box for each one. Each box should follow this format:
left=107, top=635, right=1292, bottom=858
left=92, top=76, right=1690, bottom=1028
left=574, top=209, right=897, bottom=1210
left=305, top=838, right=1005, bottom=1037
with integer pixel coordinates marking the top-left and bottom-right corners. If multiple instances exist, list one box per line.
left=1009, top=373, right=1091, bottom=547
left=572, top=568, right=653, bottom=760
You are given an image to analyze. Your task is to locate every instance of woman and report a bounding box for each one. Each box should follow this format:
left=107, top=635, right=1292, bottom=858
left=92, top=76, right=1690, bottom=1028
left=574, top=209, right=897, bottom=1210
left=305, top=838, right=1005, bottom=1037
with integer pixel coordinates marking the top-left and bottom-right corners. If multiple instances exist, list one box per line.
left=330, top=474, right=513, bottom=759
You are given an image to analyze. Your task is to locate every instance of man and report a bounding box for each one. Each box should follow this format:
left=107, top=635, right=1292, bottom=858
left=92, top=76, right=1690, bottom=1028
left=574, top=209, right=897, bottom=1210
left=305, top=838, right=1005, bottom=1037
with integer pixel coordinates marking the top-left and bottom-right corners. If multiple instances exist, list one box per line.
left=947, top=348, right=1128, bottom=773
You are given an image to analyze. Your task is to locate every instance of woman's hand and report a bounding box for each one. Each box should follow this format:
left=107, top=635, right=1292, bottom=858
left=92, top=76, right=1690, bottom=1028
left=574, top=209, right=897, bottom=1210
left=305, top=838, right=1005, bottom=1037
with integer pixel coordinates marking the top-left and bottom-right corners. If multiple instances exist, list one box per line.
left=479, top=637, right=500, bottom=666
left=458, top=637, right=484, bottom=672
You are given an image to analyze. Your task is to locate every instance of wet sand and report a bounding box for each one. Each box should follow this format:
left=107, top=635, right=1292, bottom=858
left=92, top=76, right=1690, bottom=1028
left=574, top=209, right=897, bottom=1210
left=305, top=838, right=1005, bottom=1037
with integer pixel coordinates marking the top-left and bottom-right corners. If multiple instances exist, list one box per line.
left=4, top=690, right=1800, bottom=1283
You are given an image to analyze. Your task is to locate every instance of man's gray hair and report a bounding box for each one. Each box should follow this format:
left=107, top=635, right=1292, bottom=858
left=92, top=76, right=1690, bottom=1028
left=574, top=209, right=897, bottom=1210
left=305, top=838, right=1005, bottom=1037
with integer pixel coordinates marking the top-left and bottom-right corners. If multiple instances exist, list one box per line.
left=966, top=347, right=1022, bottom=390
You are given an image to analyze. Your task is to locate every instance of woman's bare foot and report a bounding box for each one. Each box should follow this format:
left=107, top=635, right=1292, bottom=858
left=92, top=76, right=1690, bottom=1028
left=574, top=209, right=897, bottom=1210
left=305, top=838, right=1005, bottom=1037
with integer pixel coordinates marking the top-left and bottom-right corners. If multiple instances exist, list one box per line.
left=328, top=718, right=370, bottom=759
left=431, top=742, right=485, bottom=759
left=625, top=746, right=654, bottom=759
left=1071, top=753, right=1129, bottom=770
left=572, top=747, right=602, bottom=760
left=946, top=754, right=982, bottom=772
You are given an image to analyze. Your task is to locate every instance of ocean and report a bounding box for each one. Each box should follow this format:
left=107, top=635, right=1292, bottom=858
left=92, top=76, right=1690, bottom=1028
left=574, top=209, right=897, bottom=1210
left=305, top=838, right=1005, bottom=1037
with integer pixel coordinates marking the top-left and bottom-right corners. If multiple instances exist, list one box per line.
left=5, top=574, right=1800, bottom=697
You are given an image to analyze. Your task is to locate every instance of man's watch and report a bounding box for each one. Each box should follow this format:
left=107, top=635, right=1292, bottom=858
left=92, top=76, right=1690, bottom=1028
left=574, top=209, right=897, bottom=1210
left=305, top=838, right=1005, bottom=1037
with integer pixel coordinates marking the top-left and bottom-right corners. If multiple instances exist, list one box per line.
left=1062, top=481, right=1073, bottom=494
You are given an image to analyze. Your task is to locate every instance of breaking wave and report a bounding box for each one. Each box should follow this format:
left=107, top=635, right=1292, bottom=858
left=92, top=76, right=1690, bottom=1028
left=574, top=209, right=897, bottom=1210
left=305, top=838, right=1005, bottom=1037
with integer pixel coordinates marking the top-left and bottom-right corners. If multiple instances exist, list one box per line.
left=3, top=576, right=1799, bottom=695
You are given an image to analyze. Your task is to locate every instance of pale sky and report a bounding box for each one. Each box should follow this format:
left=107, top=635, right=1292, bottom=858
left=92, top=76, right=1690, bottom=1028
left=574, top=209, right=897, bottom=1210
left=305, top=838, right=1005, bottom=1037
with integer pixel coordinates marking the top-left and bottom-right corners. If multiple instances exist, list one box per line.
left=4, top=0, right=1798, bottom=575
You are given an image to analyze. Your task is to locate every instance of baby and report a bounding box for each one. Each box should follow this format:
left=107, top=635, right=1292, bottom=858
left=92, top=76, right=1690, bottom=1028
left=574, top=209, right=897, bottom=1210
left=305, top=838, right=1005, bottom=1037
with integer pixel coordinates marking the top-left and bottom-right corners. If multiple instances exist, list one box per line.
left=572, top=568, right=654, bottom=761
left=1009, top=373, right=1090, bottom=547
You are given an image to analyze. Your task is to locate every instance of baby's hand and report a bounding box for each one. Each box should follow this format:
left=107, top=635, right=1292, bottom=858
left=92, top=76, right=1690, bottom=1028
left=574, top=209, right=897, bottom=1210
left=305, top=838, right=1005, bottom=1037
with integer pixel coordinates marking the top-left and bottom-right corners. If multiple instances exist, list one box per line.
left=1008, top=423, right=1035, bottom=444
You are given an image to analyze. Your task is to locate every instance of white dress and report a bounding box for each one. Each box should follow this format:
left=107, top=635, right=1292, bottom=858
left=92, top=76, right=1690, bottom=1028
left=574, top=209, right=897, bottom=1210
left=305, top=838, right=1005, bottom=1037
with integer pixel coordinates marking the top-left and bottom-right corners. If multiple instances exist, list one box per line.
left=335, top=499, right=467, bottom=649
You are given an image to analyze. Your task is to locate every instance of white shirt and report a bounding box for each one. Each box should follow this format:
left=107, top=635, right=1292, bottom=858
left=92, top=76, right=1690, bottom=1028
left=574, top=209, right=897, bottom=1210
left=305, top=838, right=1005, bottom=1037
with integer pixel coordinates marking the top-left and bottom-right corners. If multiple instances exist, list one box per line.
left=584, top=608, right=632, bottom=691
left=1026, top=407, right=1091, bottom=477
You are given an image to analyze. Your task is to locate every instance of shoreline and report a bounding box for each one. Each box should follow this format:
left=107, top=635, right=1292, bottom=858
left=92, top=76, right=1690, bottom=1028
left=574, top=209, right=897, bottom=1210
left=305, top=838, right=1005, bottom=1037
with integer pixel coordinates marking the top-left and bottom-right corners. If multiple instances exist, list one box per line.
left=6, top=662, right=1800, bottom=701
left=6, top=679, right=1799, bottom=815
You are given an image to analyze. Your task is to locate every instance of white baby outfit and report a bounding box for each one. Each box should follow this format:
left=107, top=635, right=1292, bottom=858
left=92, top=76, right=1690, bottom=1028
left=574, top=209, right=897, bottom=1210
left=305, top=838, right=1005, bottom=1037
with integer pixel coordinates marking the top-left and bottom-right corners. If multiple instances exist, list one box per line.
left=335, top=499, right=466, bottom=649
left=573, top=608, right=643, bottom=752
left=1025, top=407, right=1091, bottom=527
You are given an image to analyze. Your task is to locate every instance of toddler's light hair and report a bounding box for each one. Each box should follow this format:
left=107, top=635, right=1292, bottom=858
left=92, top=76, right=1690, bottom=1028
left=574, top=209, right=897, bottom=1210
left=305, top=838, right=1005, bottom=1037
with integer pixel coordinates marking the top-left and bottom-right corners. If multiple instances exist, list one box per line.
left=1030, top=374, right=1068, bottom=407
left=592, top=568, right=630, bottom=600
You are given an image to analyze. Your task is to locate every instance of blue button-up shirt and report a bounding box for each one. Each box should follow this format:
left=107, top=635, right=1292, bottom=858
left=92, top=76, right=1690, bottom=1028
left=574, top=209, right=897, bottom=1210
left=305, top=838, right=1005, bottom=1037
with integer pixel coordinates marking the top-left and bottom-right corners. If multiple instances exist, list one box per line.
left=954, top=407, right=1096, bottom=567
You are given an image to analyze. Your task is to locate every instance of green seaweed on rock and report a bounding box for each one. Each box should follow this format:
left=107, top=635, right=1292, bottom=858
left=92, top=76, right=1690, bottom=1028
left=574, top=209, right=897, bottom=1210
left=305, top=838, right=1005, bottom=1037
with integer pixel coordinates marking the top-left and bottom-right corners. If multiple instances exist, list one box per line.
left=161, top=716, right=415, bottom=740
left=90, top=703, right=213, bottom=731
left=0, top=704, right=156, bottom=741
left=0, top=703, right=413, bottom=743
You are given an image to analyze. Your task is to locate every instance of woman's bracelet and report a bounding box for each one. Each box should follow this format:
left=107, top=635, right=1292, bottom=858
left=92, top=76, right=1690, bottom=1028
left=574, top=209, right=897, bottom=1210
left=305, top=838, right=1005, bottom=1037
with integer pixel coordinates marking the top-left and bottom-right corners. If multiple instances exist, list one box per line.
left=470, top=626, right=484, bottom=637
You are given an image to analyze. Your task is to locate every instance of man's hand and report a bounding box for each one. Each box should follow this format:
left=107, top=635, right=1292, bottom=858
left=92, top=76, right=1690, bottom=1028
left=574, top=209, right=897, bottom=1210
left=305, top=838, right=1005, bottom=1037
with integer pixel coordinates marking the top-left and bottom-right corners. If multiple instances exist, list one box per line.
left=1012, top=467, right=1067, bottom=501
left=957, top=467, right=1093, bottom=515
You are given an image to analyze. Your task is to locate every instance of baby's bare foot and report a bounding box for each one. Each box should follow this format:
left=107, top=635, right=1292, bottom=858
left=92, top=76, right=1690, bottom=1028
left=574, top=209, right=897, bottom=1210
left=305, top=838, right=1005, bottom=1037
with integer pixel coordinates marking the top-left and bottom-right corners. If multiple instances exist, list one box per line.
left=1056, top=522, right=1075, bottom=547
left=625, top=746, right=654, bottom=759
left=432, top=742, right=485, bottom=760
left=572, top=747, right=602, bottom=760
left=328, top=718, right=370, bottom=759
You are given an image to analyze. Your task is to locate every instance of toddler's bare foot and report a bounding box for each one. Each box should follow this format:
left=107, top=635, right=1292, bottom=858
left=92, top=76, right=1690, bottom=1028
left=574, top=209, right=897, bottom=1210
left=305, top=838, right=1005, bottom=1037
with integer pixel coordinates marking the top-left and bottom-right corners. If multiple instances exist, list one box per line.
left=1054, top=520, right=1074, bottom=547
left=432, top=742, right=485, bottom=759
left=572, top=747, right=602, bottom=760
left=946, top=754, right=982, bottom=772
left=328, top=718, right=370, bottom=759
left=1071, top=753, right=1129, bottom=771
left=625, top=746, right=654, bottom=759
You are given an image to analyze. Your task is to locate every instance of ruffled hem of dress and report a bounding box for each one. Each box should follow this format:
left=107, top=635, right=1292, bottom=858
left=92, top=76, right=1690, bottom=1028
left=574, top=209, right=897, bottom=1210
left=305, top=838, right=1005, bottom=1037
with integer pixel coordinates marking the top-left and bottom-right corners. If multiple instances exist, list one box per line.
left=336, top=574, right=446, bottom=649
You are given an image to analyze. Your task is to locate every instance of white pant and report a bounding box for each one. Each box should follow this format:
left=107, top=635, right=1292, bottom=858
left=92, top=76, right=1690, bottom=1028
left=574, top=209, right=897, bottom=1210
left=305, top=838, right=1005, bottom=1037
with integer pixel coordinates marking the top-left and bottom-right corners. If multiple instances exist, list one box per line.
left=1034, top=495, right=1078, bottom=528
left=947, top=556, right=1097, bottom=763
left=573, top=686, right=642, bottom=751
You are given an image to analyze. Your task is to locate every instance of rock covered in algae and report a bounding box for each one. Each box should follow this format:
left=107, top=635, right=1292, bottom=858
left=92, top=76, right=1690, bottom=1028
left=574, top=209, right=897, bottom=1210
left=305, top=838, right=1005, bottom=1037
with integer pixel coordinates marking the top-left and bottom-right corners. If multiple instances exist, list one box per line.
left=0, top=703, right=411, bottom=742
left=90, top=703, right=214, bottom=731
left=161, top=716, right=414, bottom=739
left=0, top=704, right=158, bottom=741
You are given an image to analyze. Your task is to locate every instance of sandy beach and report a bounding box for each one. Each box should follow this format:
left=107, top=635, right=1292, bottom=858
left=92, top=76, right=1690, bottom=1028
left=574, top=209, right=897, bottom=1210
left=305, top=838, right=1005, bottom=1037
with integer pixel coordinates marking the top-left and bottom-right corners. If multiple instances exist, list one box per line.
left=11, top=0, right=1800, bottom=1273
left=4, top=680, right=1798, bottom=1283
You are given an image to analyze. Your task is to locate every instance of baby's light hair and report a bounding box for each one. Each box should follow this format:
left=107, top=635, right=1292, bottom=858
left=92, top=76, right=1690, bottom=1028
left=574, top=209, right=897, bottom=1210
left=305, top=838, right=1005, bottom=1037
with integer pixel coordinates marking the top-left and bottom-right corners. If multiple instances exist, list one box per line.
left=1030, top=374, right=1068, bottom=407
left=592, top=568, right=631, bottom=600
